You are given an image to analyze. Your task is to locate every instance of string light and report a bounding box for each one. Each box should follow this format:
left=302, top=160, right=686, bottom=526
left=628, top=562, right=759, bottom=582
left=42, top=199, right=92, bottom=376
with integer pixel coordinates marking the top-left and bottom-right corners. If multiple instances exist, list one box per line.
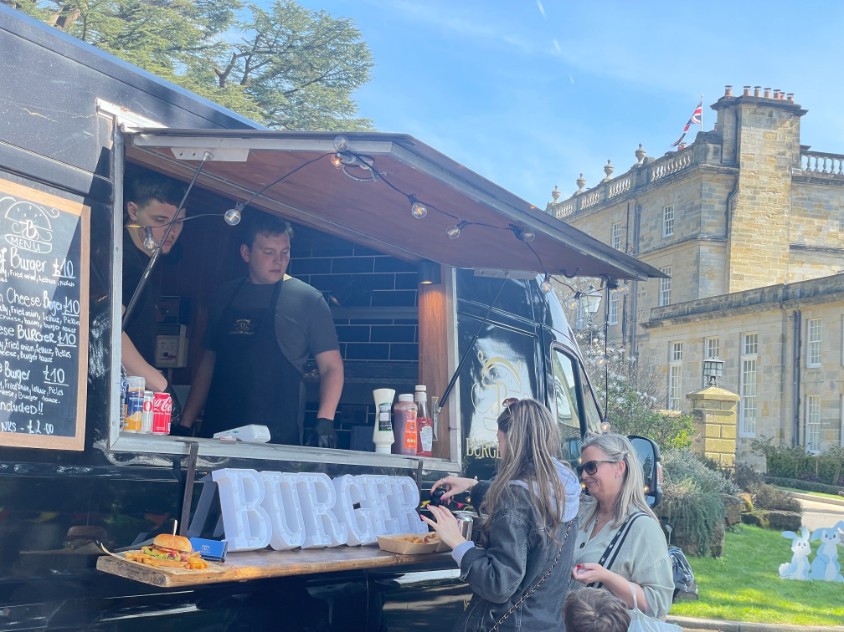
left=446, top=220, right=469, bottom=240
left=540, top=273, right=553, bottom=293
left=409, top=195, right=428, bottom=219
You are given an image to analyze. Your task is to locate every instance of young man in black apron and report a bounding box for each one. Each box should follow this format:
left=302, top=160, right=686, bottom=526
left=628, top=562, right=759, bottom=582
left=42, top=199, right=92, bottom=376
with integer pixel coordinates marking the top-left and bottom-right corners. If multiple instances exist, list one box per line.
left=176, top=213, right=343, bottom=447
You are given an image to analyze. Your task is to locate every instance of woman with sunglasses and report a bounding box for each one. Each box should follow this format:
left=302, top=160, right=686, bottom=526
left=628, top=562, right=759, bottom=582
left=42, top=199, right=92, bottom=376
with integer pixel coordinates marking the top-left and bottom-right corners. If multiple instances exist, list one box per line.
left=423, top=399, right=580, bottom=631
left=570, top=433, right=674, bottom=619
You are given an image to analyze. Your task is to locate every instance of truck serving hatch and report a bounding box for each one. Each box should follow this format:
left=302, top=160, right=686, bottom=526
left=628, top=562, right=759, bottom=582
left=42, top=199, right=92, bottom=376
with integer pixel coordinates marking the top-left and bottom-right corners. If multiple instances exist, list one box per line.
left=126, top=129, right=662, bottom=281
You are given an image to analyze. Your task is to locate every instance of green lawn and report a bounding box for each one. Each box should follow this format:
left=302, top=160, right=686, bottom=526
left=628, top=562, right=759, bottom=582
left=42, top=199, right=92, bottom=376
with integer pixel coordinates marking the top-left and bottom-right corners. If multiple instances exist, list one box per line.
left=780, top=487, right=844, bottom=502
left=669, top=524, right=844, bottom=626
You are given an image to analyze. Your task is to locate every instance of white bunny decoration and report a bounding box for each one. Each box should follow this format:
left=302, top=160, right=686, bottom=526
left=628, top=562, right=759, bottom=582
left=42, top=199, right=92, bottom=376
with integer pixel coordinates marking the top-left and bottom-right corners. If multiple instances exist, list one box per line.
left=778, top=526, right=811, bottom=580
left=808, top=521, right=844, bottom=582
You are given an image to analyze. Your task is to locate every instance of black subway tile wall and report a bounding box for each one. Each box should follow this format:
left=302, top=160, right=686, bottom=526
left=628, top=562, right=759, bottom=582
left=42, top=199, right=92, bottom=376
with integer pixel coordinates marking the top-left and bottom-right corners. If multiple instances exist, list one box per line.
left=291, top=225, right=422, bottom=448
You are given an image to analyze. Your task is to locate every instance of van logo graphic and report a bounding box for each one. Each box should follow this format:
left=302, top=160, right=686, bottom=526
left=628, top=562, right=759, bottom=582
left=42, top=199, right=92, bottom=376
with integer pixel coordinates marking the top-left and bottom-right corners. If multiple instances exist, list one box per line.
left=231, top=318, right=255, bottom=335
left=1, top=197, right=58, bottom=254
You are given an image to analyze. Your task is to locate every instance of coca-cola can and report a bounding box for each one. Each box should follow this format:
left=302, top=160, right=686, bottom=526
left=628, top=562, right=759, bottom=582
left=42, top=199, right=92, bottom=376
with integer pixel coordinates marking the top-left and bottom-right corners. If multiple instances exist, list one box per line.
left=141, top=390, right=154, bottom=434
left=152, top=392, right=173, bottom=435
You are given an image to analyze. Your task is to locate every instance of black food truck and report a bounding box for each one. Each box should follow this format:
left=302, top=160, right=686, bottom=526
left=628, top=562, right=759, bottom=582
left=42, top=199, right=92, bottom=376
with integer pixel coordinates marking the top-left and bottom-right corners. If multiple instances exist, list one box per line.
left=0, top=7, right=664, bottom=631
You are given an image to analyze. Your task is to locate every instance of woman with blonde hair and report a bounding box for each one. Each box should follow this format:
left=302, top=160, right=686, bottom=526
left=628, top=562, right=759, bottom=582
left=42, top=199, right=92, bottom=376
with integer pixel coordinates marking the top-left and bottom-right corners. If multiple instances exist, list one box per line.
left=570, top=432, right=674, bottom=619
left=424, top=398, right=580, bottom=631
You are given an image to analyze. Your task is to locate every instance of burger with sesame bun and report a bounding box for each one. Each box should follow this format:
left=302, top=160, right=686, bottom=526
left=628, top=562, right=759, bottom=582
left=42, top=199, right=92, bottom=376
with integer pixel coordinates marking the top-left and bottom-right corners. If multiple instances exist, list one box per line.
left=125, top=534, right=208, bottom=569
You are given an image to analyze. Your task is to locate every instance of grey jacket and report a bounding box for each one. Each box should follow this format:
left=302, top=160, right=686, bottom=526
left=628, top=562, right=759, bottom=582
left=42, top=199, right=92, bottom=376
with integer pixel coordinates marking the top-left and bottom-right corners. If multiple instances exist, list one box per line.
left=452, top=464, right=578, bottom=632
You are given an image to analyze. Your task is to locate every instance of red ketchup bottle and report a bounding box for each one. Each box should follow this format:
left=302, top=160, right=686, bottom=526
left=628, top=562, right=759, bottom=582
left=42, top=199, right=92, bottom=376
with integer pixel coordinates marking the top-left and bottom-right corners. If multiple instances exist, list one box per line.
left=415, top=385, right=433, bottom=457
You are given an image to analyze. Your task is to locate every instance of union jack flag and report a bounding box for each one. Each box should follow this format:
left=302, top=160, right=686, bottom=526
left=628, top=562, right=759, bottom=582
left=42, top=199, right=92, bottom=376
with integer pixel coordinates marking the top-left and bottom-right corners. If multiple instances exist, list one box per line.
left=672, top=100, right=703, bottom=147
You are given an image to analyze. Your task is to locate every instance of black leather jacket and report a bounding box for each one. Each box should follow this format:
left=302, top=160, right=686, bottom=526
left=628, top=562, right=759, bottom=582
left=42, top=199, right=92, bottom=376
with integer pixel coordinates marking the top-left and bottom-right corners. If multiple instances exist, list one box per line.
left=453, top=482, right=577, bottom=632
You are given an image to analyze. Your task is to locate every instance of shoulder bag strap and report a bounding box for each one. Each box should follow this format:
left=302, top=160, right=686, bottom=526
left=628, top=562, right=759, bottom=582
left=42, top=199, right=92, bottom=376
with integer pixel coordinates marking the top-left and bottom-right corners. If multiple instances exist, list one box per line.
left=487, top=519, right=573, bottom=632
left=587, top=511, right=646, bottom=589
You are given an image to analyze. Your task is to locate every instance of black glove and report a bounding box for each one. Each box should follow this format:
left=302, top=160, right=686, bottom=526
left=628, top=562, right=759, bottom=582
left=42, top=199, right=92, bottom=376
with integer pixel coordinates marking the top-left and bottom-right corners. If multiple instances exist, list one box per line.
left=306, top=417, right=337, bottom=449
left=169, top=422, right=194, bottom=437
left=164, top=384, right=183, bottom=428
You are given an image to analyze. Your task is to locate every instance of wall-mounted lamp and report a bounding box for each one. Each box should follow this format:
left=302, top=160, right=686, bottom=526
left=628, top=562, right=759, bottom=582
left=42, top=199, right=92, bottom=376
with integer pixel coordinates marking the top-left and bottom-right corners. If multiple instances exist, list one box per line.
left=418, top=259, right=441, bottom=285
left=703, top=358, right=724, bottom=387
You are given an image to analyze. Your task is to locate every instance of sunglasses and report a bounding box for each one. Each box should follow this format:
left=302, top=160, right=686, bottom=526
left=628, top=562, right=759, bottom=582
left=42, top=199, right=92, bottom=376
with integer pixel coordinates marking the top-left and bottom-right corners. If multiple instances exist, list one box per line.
left=576, top=460, right=618, bottom=476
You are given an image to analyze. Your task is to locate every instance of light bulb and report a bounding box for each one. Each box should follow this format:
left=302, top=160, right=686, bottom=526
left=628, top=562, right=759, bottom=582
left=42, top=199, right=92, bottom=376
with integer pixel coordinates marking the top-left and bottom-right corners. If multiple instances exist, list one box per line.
left=520, top=229, right=536, bottom=243
left=142, top=226, right=157, bottom=251
left=330, top=153, right=343, bottom=169
left=540, top=273, right=552, bottom=293
left=224, top=207, right=242, bottom=226
left=600, top=420, right=611, bottom=433
left=410, top=200, right=427, bottom=219
left=446, top=222, right=466, bottom=240
left=596, top=354, right=608, bottom=367
left=333, top=135, right=349, bottom=152
left=565, top=297, right=579, bottom=310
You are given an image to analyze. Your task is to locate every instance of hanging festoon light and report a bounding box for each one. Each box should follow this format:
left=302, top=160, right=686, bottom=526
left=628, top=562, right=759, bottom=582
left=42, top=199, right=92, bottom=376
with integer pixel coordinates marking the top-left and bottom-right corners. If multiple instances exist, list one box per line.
left=540, top=273, right=553, bottom=293
left=446, top=220, right=469, bottom=240
left=409, top=195, right=428, bottom=219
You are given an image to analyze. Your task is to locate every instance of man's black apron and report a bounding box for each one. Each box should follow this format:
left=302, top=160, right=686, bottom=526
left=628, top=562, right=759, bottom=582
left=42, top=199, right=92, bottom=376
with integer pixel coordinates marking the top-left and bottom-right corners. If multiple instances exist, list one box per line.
left=201, top=279, right=303, bottom=444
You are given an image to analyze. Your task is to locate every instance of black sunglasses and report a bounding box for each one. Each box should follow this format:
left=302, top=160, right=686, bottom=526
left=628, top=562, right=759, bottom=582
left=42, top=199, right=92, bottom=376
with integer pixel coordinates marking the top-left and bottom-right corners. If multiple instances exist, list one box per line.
left=576, top=460, right=618, bottom=476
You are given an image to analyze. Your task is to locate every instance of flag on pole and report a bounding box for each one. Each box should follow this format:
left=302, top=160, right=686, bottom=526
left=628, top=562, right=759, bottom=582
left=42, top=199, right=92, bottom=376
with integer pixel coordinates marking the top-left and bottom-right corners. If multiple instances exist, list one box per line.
left=671, top=100, right=703, bottom=147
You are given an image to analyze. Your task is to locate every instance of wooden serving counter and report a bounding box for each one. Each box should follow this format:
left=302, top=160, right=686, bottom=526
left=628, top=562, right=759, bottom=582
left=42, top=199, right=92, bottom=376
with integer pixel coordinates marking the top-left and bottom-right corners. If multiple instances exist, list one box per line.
left=96, top=545, right=452, bottom=588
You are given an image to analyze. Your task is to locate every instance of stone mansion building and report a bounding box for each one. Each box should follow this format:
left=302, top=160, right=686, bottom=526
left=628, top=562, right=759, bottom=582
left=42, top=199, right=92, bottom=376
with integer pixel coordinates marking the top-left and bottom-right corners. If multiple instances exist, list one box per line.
left=546, top=85, right=844, bottom=464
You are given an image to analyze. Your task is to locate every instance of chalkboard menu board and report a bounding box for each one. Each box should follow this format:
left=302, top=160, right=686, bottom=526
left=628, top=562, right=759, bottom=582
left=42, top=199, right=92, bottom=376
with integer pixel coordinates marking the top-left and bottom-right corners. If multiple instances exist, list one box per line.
left=0, top=178, right=89, bottom=450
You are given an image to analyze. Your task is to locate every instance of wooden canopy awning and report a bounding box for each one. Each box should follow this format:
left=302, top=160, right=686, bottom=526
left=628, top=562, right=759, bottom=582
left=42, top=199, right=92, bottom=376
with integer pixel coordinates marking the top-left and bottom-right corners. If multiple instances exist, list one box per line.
left=126, top=130, right=663, bottom=282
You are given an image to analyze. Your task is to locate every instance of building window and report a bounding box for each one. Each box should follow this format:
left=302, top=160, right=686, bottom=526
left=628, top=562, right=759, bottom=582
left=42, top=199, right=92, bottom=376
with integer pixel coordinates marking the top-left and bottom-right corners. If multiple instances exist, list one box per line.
left=662, top=205, right=674, bottom=237
left=739, top=333, right=758, bottom=436
left=668, top=342, right=683, bottom=410
left=608, top=291, right=619, bottom=325
left=806, top=395, right=821, bottom=453
left=705, top=337, right=720, bottom=360
left=611, top=222, right=623, bottom=250
left=659, top=267, right=671, bottom=306
left=807, top=318, right=821, bottom=368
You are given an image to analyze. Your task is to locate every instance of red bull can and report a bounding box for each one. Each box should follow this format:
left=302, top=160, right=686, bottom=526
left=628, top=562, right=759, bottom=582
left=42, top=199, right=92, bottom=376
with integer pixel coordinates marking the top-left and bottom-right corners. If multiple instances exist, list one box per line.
left=152, top=392, right=172, bottom=435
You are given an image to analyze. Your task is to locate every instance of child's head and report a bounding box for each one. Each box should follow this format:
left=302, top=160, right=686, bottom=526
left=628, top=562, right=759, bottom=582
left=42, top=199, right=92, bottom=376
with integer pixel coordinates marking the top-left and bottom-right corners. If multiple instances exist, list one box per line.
left=563, top=587, right=630, bottom=632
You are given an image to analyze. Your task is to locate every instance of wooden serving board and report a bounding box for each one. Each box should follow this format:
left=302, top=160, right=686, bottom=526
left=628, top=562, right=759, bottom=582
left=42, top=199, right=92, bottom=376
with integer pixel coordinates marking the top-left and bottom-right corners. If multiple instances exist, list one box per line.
left=96, top=545, right=450, bottom=588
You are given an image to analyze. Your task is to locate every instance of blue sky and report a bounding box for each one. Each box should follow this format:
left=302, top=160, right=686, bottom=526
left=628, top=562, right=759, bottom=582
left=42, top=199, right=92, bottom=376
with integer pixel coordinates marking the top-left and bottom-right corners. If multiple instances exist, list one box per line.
left=292, top=1, right=844, bottom=206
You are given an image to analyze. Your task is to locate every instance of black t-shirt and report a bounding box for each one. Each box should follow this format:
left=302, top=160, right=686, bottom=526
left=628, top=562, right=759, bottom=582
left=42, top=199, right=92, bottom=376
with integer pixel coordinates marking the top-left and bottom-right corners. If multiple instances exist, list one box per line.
left=122, top=231, right=160, bottom=365
left=205, top=276, right=339, bottom=373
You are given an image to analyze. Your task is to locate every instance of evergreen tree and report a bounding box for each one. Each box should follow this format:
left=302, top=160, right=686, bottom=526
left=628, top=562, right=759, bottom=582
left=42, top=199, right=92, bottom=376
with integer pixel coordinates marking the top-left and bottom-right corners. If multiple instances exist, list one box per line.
left=10, top=0, right=373, bottom=130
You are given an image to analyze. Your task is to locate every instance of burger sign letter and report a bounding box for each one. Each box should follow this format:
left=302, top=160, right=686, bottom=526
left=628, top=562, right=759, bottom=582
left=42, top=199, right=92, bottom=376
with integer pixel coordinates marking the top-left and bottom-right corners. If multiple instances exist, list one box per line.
left=211, top=470, right=428, bottom=552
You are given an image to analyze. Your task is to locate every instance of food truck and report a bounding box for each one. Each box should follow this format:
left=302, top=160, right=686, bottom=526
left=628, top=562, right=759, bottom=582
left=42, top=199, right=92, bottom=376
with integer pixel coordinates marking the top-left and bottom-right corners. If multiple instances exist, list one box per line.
left=0, top=7, right=664, bottom=630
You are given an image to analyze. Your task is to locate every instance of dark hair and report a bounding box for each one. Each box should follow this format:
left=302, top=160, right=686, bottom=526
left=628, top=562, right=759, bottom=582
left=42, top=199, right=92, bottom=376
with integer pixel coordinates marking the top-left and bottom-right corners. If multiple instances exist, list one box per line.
left=563, top=588, right=630, bottom=632
left=242, top=212, right=294, bottom=249
left=124, top=169, right=186, bottom=211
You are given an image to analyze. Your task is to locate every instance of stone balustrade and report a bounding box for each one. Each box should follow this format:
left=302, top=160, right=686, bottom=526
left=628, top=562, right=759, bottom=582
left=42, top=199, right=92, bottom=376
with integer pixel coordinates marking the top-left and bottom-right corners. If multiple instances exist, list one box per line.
left=547, top=146, right=696, bottom=218
left=801, top=150, right=844, bottom=177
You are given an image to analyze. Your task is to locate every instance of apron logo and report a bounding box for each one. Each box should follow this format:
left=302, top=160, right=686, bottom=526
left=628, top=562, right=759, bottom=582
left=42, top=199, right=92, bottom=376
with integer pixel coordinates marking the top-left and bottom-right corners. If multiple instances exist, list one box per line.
left=230, top=318, right=255, bottom=335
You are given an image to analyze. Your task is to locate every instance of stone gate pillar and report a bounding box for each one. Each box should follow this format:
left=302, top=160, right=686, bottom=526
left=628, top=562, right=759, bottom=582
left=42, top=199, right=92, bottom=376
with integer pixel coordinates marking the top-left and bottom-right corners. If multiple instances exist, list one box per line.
left=686, top=386, right=740, bottom=466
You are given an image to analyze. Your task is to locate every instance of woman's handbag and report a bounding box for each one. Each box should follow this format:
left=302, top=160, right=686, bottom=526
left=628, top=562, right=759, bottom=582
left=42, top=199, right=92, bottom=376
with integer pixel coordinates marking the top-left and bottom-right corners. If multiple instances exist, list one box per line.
left=628, top=585, right=682, bottom=632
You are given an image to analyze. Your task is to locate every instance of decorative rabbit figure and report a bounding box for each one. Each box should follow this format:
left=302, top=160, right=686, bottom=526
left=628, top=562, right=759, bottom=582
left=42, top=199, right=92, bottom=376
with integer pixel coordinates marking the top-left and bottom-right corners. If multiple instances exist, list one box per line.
left=778, top=526, right=811, bottom=580
left=808, top=521, right=844, bottom=582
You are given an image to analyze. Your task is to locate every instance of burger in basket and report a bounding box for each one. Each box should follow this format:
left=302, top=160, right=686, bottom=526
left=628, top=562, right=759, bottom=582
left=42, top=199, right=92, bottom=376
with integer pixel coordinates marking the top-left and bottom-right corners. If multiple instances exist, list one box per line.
left=125, top=534, right=209, bottom=570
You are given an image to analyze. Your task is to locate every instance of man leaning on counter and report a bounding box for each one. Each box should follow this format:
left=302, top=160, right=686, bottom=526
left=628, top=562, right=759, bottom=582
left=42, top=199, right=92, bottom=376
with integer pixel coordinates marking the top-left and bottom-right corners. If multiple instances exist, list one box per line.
left=174, top=212, right=344, bottom=447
